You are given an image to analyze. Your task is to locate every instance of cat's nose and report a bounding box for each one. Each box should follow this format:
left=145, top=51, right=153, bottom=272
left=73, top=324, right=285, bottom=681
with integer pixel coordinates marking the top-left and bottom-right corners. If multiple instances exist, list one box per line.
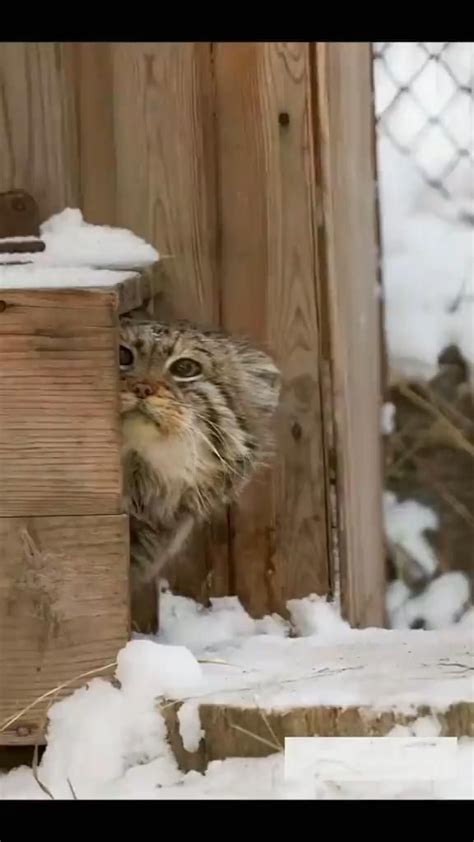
left=132, top=383, right=154, bottom=399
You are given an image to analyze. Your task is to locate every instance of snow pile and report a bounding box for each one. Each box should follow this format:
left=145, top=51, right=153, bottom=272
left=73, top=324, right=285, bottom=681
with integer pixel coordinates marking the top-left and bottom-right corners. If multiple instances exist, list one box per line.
left=154, top=590, right=289, bottom=654
left=0, top=208, right=159, bottom=270
left=381, top=401, right=396, bottom=435
left=387, top=572, right=472, bottom=631
left=374, top=43, right=474, bottom=382
left=377, top=137, right=474, bottom=382
left=0, top=596, right=472, bottom=800
left=0, top=264, right=139, bottom=289
left=375, top=46, right=474, bottom=631
left=383, top=490, right=440, bottom=581
left=287, top=593, right=351, bottom=640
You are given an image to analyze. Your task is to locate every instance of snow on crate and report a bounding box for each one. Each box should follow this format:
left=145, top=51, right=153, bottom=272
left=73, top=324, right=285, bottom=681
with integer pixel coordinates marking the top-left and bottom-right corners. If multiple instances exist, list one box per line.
left=0, top=264, right=138, bottom=288
left=0, top=208, right=159, bottom=269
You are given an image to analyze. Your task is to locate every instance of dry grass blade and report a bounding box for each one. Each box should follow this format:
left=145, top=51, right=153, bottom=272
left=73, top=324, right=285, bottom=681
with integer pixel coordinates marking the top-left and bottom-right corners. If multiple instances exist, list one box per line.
left=0, top=661, right=117, bottom=734
left=414, top=457, right=474, bottom=528
left=32, top=738, right=54, bottom=800
left=397, top=383, right=474, bottom=459
left=254, top=698, right=284, bottom=751
left=67, top=778, right=78, bottom=800
left=229, top=722, right=282, bottom=753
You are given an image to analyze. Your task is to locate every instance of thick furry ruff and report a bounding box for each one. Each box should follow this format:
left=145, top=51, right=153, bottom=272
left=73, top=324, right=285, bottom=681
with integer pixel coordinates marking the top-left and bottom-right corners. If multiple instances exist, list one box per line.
left=119, top=319, right=281, bottom=582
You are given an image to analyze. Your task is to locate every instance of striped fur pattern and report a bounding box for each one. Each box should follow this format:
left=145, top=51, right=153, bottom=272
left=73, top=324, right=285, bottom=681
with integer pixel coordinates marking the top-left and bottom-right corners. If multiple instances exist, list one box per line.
left=119, top=318, right=281, bottom=587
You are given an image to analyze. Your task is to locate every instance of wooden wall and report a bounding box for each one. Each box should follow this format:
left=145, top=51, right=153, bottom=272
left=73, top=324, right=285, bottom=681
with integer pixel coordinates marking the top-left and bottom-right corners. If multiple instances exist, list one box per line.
left=0, top=42, right=384, bottom=626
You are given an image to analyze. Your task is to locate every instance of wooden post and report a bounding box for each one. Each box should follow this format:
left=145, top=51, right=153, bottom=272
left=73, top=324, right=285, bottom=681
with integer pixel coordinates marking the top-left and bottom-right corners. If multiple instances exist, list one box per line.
left=311, top=43, right=385, bottom=627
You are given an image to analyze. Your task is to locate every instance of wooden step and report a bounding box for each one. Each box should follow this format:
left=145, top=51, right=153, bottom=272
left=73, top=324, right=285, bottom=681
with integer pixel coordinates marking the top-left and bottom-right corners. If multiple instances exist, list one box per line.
left=162, top=630, right=474, bottom=771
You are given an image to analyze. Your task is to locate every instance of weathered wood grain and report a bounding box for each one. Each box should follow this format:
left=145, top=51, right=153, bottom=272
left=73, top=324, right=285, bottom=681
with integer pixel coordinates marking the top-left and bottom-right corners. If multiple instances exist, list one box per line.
left=0, top=513, right=129, bottom=745
left=0, top=288, right=122, bottom=517
left=68, top=43, right=118, bottom=226
left=109, top=42, right=226, bottom=602
left=214, top=43, right=331, bottom=616
left=0, top=43, right=79, bottom=218
left=311, top=43, right=385, bottom=627
left=164, top=700, right=474, bottom=772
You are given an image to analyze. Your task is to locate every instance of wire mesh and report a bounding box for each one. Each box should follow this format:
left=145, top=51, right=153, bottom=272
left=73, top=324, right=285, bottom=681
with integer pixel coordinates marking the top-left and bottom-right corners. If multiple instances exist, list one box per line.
left=373, top=42, right=473, bottom=220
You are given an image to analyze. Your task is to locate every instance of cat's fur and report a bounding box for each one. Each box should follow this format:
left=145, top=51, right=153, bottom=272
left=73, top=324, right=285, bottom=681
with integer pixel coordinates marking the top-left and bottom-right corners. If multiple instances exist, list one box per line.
left=119, top=318, right=281, bottom=590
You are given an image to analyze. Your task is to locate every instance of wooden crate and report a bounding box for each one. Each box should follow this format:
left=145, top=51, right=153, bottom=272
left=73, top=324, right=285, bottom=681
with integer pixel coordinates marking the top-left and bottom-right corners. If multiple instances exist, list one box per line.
left=0, top=272, right=160, bottom=745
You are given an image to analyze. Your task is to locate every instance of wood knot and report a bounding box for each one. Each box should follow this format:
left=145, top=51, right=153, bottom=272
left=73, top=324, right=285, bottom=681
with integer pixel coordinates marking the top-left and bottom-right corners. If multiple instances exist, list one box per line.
left=11, top=196, right=26, bottom=212
left=0, top=301, right=6, bottom=313
left=291, top=421, right=302, bottom=441
left=278, top=111, right=290, bottom=127
left=16, top=726, right=31, bottom=737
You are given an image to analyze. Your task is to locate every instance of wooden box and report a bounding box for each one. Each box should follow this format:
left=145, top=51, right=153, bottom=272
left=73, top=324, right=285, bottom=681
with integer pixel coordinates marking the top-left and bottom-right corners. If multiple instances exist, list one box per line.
left=0, top=272, right=158, bottom=745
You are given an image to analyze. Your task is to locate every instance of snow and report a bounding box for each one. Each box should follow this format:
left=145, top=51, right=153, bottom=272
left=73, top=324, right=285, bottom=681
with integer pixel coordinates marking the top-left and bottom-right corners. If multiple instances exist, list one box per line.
left=377, top=137, right=474, bottom=382
left=155, top=590, right=289, bottom=653
left=0, top=264, right=138, bottom=289
left=387, top=571, right=472, bottom=630
left=0, top=593, right=472, bottom=800
left=383, top=491, right=440, bottom=580
left=177, top=701, right=204, bottom=753
left=1, top=593, right=472, bottom=800
left=116, top=639, right=203, bottom=699
left=0, top=208, right=159, bottom=270
left=381, top=401, right=396, bottom=435
left=287, top=593, right=351, bottom=639
left=375, top=43, right=473, bottom=630
left=375, top=46, right=474, bottom=382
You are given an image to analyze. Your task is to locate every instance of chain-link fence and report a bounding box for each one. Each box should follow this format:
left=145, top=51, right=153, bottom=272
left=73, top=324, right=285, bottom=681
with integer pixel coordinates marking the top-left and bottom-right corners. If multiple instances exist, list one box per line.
left=373, top=42, right=473, bottom=222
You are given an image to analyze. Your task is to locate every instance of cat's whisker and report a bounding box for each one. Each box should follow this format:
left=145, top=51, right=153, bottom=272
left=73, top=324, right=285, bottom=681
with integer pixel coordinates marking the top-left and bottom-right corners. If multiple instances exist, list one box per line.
left=193, top=426, right=249, bottom=482
left=191, top=410, right=249, bottom=461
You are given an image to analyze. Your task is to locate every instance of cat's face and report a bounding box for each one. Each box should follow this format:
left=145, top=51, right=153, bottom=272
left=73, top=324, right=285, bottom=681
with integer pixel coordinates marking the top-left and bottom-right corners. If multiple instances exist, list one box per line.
left=119, top=318, right=281, bottom=507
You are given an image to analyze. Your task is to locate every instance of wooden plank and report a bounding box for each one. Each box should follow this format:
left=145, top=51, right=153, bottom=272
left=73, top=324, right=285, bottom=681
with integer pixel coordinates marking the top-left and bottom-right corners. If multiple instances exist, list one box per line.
left=110, top=42, right=225, bottom=602
left=0, top=43, right=80, bottom=218
left=164, top=701, right=473, bottom=773
left=0, top=513, right=129, bottom=745
left=214, top=43, right=331, bottom=616
left=311, top=43, right=385, bottom=627
left=0, top=265, right=163, bottom=316
left=0, top=288, right=122, bottom=517
left=68, top=43, right=118, bottom=227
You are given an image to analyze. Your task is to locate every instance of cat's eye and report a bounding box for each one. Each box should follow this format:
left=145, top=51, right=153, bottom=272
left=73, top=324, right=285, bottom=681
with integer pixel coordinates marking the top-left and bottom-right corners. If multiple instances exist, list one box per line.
left=168, top=357, right=202, bottom=380
left=119, top=345, right=134, bottom=370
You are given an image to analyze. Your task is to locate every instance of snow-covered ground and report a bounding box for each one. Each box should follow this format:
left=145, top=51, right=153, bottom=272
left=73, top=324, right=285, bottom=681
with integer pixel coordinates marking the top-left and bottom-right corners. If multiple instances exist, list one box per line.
left=1, top=592, right=472, bottom=801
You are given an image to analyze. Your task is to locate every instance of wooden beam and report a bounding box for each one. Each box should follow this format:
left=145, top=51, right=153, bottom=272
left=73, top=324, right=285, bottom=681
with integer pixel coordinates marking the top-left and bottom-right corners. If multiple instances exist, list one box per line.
left=310, top=43, right=385, bottom=627
left=214, top=42, right=331, bottom=616
left=164, top=700, right=473, bottom=772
